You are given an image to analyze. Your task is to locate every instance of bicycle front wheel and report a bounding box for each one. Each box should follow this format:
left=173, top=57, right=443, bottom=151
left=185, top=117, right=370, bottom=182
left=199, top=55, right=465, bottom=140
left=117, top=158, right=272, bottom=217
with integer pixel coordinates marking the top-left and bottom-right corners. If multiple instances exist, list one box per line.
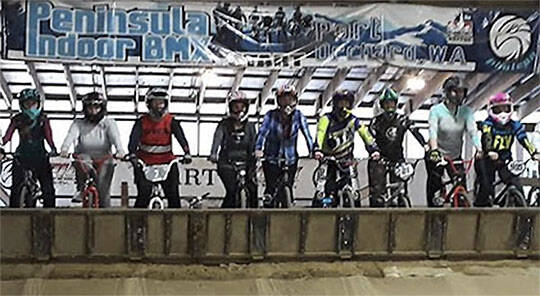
left=527, top=187, right=540, bottom=207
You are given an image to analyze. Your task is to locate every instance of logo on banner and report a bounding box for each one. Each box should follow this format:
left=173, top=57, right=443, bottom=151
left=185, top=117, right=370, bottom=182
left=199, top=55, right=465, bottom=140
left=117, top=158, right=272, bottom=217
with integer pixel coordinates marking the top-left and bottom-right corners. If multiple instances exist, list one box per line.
left=446, top=11, right=474, bottom=45
left=489, top=15, right=531, bottom=61
left=486, top=14, right=535, bottom=71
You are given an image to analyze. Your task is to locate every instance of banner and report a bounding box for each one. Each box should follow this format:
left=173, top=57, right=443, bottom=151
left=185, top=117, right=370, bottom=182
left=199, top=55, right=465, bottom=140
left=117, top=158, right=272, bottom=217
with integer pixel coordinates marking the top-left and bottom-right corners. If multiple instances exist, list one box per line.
left=1, top=1, right=538, bottom=72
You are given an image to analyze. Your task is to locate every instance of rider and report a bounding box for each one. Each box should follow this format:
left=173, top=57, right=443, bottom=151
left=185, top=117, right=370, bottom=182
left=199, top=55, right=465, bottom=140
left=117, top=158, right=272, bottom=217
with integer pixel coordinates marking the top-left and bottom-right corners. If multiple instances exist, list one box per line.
left=426, top=75, right=482, bottom=207
left=368, top=87, right=427, bottom=207
left=313, top=89, right=379, bottom=207
left=255, top=85, right=314, bottom=207
left=0, top=88, right=57, bottom=207
left=60, top=92, right=125, bottom=208
left=128, top=87, right=192, bottom=208
left=474, top=93, right=540, bottom=207
left=209, top=91, right=257, bottom=208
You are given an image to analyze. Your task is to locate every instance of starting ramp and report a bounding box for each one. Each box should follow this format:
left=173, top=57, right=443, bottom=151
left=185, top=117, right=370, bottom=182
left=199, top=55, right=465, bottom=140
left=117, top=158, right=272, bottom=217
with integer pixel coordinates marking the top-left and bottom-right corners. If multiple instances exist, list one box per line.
left=1, top=208, right=538, bottom=264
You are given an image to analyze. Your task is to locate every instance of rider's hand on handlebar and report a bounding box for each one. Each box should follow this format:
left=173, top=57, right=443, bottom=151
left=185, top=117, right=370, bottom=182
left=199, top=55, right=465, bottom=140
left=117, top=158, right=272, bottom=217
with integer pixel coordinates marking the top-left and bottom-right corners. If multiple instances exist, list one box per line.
left=428, top=149, right=442, bottom=163
left=60, top=151, right=69, bottom=158
left=314, top=150, right=324, bottom=161
left=533, top=152, right=540, bottom=161
left=114, top=153, right=126, bottom=160
left=488, top=151, right=499, bottom=161
left=370, top=151, right=381, bottom=161
left=183, top=154, right=192, bottom=164
left=208, top=155, right=218, bottom=164
left=255, top=150, right=264, bottom=159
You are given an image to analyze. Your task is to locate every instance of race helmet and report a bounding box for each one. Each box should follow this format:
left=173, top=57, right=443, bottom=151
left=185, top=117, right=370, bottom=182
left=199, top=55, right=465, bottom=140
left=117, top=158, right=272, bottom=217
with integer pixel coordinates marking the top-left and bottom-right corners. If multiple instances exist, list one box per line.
left=81, top=92, right=107, bottom=123
left=226, top=90, right=249, bottom=121
left=488, top=92, right=513, bottom=125
left=379, top=87, right=399, bottom=113
left=442, top=76, right=468, bottom=105
left=332, top=89, right=354, bottom=117
left=17, top=88, right=42, bottom=120
left=145, top=87, right=170, bottom=118
left=276, top=84, right=298, bottom=116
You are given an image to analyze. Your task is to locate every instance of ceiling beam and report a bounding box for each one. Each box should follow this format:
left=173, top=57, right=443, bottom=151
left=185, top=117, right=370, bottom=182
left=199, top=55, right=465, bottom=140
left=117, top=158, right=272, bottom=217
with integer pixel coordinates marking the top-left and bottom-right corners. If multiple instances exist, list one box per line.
left=354, top=65, right=387, bottom=107
left=197, top=69, right=207, bottom=113
left=405, top=71, right=452, bottom=114
left=466, top=73, right=522, bottom=110
left=317, top=67, right=350, bottom=115
left=518, top=93, right=540, bottom=119
left=0, top=69, right=13, bottom=108
left=99, top=66, right=108, bottom=101
left=510, top=74, right=540, bottom=103
left=231, top=67, right=245, bottom=93
left=25, top=61, right=45, bottom=101
left=295, top=67, right=315, bottom=96
left=62, top=64, right=77, bottom=111
left=257, top=69, right=279, bottom=113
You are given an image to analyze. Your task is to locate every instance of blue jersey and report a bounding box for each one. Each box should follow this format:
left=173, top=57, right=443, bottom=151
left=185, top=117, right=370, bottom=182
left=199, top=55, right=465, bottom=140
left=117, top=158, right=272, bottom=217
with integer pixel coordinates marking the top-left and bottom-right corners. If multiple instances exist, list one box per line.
left=480, top=117, right=536, bottom=160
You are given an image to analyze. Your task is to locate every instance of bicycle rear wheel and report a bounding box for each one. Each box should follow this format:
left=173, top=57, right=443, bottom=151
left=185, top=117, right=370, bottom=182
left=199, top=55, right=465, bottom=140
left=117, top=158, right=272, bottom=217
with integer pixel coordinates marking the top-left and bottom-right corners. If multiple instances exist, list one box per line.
left=398, top=195, right=412, bottom=208
left=281, top=186, right=293, bottom=208
left=238, top=188, right=248, bottom=209
left=19, top=186, right=28, bottom=208
left=504, top=187, right=527, bottom=207
left=454, top=192, right=471, bottom=208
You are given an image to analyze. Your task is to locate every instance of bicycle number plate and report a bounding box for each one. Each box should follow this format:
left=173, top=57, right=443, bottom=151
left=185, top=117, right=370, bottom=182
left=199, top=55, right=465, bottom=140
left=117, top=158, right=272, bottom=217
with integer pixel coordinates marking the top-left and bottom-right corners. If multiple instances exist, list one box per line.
left=143, top=165, right=170, bottom=182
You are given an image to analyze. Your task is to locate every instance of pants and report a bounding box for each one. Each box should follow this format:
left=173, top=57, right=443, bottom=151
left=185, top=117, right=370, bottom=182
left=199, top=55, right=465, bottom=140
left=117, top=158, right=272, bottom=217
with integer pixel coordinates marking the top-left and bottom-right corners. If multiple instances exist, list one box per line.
left=217, top=163, right=257, bottom=208
left=474, top=157, right=522, bottom=207
left=368, top=159, right=403, bottom=207
left=425, top=156, right=465, bottom=207
left=74, top=155, right=115, bottom=208
left=263, top=161, right=297, bottom=202
left=134, top=162, right=180, bottom=208
left=10, top=157, right=55, bottom=208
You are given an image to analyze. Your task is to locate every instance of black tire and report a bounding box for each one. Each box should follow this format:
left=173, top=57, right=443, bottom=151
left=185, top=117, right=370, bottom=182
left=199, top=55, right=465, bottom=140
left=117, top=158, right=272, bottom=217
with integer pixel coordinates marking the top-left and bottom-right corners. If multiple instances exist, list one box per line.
left=19, top=186, right=28, bottom=208
left=281, top=186, right=293, bottom=208
left=341, top=190, right=353, bottom=208
left=238, top=188, right=248, bottom=209
left=398, top=195, right=412, bottom=208
left=456, top=193, right=471, bottom=208
left=504, top=187, right=527, bottom=208
left=527, top=187, right=540, bottom=207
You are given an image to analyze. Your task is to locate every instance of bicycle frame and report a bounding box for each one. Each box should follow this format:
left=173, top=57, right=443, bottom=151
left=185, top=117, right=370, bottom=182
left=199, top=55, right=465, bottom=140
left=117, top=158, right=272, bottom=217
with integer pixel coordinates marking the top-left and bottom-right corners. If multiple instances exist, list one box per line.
left=1, top=153, right=42, bottom=208
left=492, top=158, right=532, bottom=207
left=230, top=160, right=250, bottom=208
left=313, top=157, right=360, bottom=208
left=257, top=158, right=294, bottom=208
left=70, top=153, right=118, bottom=208
left=436, top=157, right=474, bottom=207
left=379, top=159, right=419, bottom=207
left=134, top=156, right=184, bottom=209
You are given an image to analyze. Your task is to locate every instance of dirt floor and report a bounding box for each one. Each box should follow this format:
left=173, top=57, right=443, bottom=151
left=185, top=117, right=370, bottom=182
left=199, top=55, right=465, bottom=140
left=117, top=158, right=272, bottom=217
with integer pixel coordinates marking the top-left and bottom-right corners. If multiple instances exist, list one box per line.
left=2, top=260, right=539, bottom=295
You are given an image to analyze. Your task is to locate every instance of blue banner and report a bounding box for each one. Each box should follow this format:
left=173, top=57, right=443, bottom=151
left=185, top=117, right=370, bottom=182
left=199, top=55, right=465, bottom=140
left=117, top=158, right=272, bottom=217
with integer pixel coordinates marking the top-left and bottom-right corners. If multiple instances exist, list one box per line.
left=1, top=1, right=538, bottom=72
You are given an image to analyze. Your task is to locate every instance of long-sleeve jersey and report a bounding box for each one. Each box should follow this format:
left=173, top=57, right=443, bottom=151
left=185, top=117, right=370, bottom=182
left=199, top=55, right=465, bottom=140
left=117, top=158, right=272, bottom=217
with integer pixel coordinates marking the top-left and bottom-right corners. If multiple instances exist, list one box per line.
left=255, top=109, right=314, bottom=165
left=369, top=112, right=426, bottom=161
left=61, top=117, right=125, bottom=157
left=210, top=118, right=257, bottom=163
left=316, top=112, right=378, bottom=160
left=480, top=117, right=536, bottom=161
left=428, top=102, right=481, bottom=159
left=2, top=113, right=56, bottom=160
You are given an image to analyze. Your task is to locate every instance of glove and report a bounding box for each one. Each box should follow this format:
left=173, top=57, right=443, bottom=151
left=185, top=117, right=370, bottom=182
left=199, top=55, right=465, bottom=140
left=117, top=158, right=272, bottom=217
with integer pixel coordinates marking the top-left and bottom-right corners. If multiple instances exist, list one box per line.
left=183, top=154, right=192, bottom=164
left=488, top=151, right=499, bottom=161
left=314, top=150, right=324, bottom=161
left=208, top=155, right=218, bottom=163
left=255, top=150, right=264, bottom=159
left=533, top=152, right=540, bottom=161
left=370, top=151, right=381, bottom=161
left=428, top=149, right=442, bottom=163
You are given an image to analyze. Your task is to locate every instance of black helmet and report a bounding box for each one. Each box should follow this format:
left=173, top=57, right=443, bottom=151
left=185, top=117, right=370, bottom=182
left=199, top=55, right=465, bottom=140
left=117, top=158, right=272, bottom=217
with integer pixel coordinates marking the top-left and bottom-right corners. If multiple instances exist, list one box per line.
left=442, top=76, right=468, bottom=105
left=145, top=87, right=170, bottom=118
left=332, top=89, right=354, bottom=117
left=82, top=92, right=107, bottom=123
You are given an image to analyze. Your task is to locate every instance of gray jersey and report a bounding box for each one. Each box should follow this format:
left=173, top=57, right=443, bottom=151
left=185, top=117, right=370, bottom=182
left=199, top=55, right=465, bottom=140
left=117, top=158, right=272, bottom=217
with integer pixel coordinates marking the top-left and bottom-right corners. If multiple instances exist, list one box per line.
left=61, top=117, right=125, bottom=156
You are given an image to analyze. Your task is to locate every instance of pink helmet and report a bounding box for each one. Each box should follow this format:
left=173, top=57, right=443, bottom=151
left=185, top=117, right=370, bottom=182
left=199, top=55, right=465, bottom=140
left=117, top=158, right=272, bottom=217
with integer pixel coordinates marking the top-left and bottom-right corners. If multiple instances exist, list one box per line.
left=488, top=92, right=513, bottom=125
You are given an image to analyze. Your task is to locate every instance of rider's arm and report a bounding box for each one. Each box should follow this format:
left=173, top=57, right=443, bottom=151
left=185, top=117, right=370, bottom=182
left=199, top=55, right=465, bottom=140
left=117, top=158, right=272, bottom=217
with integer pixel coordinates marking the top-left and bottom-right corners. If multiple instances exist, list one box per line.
left=299, top=112, right=314, bottom=154
left=106, top=118, right=126, bottom=156
left=128, top=119, right=142, bottom=154
left=255, top=112, right=272, bottom=151
left=316, top=115, right=329, bottom=151
left=60, top=120, right=80, bottom=154
left=171, top=119, right=191, bottom=154
left=465, top=107, right=482, bottom=151
left=210, top=122, right=225, bottom=159
left=428, top=107, right=439, bottom=150
left=1, top=118, right=16, bottom=145
left=514, top=121, right=537, bottom=156
left=42, top=116, right=57, bottom=152
left=355, top=118, right=378, bottom=154
left=480, top=121, right=495, bottom=152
